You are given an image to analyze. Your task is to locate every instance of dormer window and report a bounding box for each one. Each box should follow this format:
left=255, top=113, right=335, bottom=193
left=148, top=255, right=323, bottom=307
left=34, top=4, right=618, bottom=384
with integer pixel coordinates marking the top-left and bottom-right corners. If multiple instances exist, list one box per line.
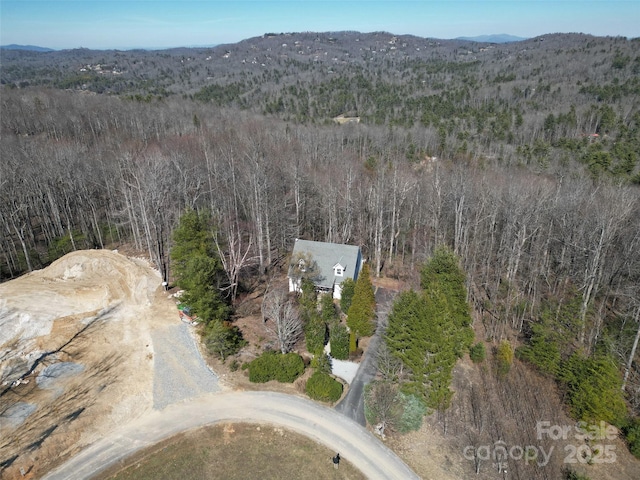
left=298, top=259, right=306, bottom=272
left=333, top=263, right=344, bottom=277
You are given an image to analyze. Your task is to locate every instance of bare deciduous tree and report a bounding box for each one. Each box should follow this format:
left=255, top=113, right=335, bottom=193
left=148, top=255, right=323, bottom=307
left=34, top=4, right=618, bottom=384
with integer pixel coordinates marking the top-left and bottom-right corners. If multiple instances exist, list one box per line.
left=262, top=288, right=303, bottom=354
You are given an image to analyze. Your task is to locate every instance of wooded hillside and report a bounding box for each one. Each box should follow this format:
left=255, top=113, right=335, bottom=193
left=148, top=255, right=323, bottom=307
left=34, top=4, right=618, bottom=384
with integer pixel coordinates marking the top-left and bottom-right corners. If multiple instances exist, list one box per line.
left=1, top=32, right=639, bottom=421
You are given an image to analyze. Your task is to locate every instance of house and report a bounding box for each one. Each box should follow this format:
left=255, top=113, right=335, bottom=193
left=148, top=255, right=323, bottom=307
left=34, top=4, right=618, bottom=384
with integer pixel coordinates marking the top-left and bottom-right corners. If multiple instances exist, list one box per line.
left=288, top=239, right=362, bottom=299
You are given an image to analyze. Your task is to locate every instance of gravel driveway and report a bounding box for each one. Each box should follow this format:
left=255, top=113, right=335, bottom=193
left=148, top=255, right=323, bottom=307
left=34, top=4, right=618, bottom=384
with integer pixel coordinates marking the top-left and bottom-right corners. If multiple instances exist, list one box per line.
left=151, top=323, right=220, bottom=409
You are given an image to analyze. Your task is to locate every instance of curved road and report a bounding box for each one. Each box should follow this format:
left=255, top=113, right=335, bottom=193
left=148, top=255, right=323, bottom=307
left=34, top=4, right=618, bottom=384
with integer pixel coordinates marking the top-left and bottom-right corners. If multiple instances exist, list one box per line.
left=43, top=290, right=418, bottom=479
left=43, top=390, right=419, bottom=480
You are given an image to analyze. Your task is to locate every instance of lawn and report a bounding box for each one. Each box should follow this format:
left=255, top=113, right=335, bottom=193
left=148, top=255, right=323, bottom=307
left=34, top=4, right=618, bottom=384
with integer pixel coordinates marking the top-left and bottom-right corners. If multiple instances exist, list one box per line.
left=97, top=423, right=365, bottom=480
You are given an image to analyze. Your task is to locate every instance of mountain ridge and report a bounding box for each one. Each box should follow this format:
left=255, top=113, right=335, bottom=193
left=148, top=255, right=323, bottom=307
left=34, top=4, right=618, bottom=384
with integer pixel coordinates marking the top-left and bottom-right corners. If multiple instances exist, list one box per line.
left=455, top=33, right=527, bottom=43
left=2, top=32, right=529, bottom=52
left=1, top=44, right=55, bottom=52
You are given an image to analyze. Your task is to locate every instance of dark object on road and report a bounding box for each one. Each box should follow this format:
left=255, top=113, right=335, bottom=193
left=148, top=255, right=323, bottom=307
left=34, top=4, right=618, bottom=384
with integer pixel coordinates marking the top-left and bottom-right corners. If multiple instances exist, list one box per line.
left=333, top=453, right=340, bottom=469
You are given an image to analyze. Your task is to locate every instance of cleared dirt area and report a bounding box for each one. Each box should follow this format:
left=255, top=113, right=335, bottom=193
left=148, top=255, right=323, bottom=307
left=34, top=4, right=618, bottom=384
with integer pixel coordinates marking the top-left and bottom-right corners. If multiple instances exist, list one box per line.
left=0, top=250, right=178, bottom=480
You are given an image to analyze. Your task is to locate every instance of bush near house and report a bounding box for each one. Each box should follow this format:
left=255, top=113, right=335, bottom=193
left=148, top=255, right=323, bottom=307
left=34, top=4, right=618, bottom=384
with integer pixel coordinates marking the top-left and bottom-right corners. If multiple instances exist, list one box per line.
left=329, top=323, right=350, bottom=360
left=320, top=293, right=338, bottom=324
left=311, top=352, right=332, bottom=375
left=306, top=371, right=343, bottom=402
left=304, top=311, right=327, bottom=354
left=244, top=351, right=305, bottom=383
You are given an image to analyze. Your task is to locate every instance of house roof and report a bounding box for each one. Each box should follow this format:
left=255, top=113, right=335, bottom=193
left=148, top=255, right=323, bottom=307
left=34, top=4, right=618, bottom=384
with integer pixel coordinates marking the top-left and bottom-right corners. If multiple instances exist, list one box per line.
left=288, top=239, right=361, bottom=289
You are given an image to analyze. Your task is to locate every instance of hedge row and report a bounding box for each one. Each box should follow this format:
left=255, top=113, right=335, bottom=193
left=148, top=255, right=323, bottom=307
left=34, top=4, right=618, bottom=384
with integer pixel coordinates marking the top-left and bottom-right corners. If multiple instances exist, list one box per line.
left=245, top=351, right=305, bottom=383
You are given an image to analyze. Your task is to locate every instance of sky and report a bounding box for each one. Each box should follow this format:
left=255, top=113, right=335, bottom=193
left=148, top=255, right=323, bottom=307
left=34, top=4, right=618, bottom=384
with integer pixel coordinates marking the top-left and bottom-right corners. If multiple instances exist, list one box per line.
left=1, top=0, right=638, bottom=50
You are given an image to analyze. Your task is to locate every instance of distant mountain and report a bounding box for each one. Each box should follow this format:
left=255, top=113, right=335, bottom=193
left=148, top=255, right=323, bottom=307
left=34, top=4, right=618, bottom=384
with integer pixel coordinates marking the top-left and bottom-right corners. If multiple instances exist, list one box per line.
left=1, top=44, right=55, bottom=52
left=455, top=34, right=526, bottom=43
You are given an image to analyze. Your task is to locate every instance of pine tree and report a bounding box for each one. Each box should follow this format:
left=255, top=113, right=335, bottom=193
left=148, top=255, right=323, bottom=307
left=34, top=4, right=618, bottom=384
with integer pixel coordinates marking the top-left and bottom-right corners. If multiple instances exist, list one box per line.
left=386, top=247, right=473, bottom=411
left=339, top=277, right=356, bottom=314
left=171, top=209, right=230, bottom=325
left=347, top=263, right=376, bottom=351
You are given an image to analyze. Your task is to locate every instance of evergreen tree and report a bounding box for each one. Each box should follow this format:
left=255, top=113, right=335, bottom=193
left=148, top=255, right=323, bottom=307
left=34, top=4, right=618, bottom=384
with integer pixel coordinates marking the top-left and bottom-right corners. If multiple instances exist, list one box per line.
left=339, top=278, right=356, bottom=314
left=329, top=323, right=350, bottom=360
left=347, top=264, right=376, bottom=351
left=320, top=293, right=338, bottom=325
left=304, top=311, right=327, bottom=354
left=516, top=292, right=582, bottom=376
left=298, top=278, right=317, bottom=321
left=205, top=321, right=246, bottom=360
left=171, top=209, right=230, bottom=325
left=420, top=246, right=473, bottom=355
left=386, top=248, right=473, bottom=411
left=560, top=352, right=627, bottom=425
left=171, top=209, right=216, bottom=275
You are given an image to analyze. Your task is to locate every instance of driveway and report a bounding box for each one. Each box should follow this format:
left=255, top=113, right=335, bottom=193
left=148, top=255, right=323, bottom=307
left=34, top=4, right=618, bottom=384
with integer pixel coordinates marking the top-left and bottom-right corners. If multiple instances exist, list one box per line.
left=151, top=323, right=220, bottom=409
left=335, top=287, right=395, bottom=425
left=43, top=391, right=419, bottom=480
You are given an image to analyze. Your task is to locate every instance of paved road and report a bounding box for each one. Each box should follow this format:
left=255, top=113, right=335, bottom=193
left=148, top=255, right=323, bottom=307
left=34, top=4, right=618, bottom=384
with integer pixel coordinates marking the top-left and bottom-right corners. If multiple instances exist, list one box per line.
left=43, top=391, right=420, bottom=480
left=335, top=288, right=394, bottom=425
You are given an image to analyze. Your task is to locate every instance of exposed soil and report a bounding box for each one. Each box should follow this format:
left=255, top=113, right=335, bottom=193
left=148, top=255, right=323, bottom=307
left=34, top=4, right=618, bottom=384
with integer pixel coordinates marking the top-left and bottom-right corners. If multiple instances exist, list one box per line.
left=0, top=250, right=178, bottom=480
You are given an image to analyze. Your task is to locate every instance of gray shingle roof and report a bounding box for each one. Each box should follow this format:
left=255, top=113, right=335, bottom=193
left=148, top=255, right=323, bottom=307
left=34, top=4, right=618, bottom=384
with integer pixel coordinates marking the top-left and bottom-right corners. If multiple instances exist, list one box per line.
left=288, top=239, right=361, bottom=289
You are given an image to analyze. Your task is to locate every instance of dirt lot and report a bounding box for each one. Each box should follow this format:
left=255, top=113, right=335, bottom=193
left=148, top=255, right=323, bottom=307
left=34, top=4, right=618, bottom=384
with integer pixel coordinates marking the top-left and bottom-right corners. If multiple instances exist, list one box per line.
left=0, top=250, right=178, bottom=480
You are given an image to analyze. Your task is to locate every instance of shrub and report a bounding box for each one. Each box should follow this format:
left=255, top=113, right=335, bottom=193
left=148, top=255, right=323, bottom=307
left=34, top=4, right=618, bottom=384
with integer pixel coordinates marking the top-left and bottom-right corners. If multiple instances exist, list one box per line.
left=516, top=321, right=561, bottom=376
left=276, top=352, right=306, bottom=382
left=560, top=352, right=626, bottom=425
left=622, top=417, right=640, bottom=459
left=397, top=392, right=428, bottom=433
left=563, top=468, right=590, bottom=480
left=247, top=351, right=305, bottom=383
left=364, top=381, right=401, bottom=429
left=329, top=324, right=350, bottom=360
left=363, top=383, right=427, bottom=434
left=204, top=321, right=246, bottom=360
left=306, top=371, right=343, bottom=402
left=469, top=342, right=486, bottom=363
left=310, top=352, right=332, bottom=375
left=304, top=312, right=327, bottom=354
left=48, top=231, right=85, bottom=262
left=495, top=340, right=514, bottom=378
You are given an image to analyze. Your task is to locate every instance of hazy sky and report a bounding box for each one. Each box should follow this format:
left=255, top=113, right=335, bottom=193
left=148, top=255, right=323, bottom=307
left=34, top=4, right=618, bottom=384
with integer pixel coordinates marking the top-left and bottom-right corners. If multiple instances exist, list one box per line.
left=1, top=1, right=638, bottom=50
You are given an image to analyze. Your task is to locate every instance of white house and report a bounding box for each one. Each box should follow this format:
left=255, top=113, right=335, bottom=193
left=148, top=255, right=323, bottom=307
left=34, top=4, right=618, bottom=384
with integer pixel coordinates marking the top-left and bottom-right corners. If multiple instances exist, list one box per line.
left=287, top=239, right=362, bottom=299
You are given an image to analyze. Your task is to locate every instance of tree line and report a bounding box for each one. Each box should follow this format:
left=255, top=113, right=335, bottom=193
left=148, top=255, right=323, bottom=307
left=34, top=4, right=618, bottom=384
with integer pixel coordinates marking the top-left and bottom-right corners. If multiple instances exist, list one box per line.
left=1, top=86, right=639, bottom=414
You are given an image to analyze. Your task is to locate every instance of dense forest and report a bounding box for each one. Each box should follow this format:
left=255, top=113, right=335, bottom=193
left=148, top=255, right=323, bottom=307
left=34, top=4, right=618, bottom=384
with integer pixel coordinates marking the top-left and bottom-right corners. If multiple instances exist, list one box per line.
left=2, top=32, right=640, bottom=469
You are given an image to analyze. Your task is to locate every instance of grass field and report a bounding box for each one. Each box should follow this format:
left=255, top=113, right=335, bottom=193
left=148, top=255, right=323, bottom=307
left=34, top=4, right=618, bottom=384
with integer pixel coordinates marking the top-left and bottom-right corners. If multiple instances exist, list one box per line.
left=97, top=423, right=366, bottom=480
